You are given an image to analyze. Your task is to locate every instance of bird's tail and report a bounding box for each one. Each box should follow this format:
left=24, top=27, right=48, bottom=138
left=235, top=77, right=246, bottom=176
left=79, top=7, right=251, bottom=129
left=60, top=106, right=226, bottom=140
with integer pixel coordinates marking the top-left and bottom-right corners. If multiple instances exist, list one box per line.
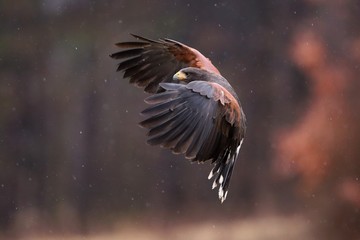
left=208, top=156, right=235, bottom=202
left=208, top=140, right=243, bottom=203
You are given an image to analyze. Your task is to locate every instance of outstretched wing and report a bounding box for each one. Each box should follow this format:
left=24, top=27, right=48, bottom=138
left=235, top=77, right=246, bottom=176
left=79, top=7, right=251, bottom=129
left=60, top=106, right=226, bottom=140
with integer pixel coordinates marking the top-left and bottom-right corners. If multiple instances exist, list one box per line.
left=110, top=34, right=220, bottom=93
left=140, top=81, right=245, bottom=202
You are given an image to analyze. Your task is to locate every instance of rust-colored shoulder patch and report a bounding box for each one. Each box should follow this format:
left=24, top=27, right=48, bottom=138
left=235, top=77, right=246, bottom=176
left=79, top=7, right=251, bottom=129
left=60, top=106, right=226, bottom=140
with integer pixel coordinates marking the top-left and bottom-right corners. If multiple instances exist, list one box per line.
left=208, top=82, right=241, bottom=126
left=165, top=39, right=221, bottom=75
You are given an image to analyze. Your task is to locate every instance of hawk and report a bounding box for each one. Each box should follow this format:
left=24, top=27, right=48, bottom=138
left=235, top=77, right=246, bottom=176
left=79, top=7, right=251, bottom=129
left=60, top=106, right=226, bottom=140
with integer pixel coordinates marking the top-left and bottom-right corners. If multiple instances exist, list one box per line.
left=110, top=34, right=246, bottom=202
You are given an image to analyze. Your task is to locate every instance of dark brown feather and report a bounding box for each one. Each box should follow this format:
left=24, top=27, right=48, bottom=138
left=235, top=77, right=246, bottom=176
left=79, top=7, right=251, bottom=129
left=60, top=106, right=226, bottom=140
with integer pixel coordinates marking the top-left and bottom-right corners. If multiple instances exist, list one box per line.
left=140, top=82, right=242, bottom=161
left=110, top=34, right=220, bottom=93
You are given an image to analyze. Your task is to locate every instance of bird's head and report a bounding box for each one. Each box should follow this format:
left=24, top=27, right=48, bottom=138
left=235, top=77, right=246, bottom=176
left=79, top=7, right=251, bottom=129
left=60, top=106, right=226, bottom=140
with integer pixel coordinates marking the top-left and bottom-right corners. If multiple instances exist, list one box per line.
left=173, top=67, right=211, bottom=83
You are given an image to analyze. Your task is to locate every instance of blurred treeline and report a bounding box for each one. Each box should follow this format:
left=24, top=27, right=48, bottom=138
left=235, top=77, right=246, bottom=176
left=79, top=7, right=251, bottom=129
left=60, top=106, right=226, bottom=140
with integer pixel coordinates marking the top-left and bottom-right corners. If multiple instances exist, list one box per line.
left=0, top=0, right=360, bottom=239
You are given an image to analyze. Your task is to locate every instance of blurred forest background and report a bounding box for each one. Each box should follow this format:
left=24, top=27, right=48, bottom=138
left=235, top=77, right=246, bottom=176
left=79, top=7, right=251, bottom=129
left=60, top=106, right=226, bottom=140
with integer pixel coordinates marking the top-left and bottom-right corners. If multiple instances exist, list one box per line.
left=1, top=0, right=360, bottom=239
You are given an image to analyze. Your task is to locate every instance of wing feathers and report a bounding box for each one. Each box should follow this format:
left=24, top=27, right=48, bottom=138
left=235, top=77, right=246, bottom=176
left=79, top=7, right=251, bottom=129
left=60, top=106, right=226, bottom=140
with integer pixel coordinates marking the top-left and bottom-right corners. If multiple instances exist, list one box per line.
left=139, top=81, right=244, bottom=202
left=111, top=34, right=220, bottom=93
left=110, top=48, right=143, bottom=59
left=115, top=41, right=149, bottom=48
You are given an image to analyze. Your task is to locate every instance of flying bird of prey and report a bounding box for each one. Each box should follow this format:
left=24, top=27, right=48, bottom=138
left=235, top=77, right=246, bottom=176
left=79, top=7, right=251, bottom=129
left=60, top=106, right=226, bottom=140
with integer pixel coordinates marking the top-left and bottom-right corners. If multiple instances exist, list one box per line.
left=110, top=34, right=246, bottom=202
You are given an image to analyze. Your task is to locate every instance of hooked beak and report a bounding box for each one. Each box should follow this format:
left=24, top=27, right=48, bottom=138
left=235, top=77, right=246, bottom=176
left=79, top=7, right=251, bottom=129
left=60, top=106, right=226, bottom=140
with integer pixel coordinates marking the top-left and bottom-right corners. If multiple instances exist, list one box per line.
left=173, top=70, right=187, bottom=81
